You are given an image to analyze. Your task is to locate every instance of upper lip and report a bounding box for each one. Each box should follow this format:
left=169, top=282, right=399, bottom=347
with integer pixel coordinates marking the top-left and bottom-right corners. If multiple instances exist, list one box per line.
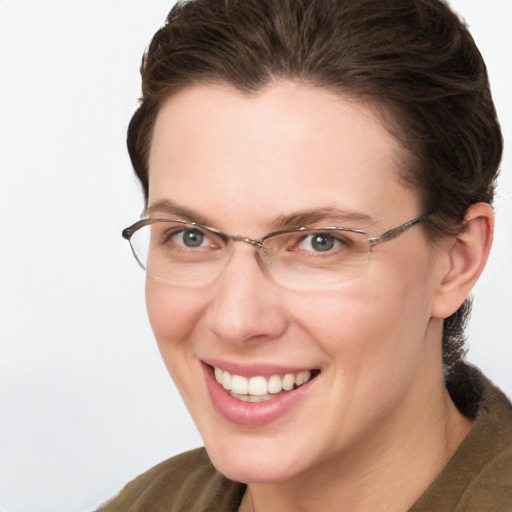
left=201, top=358, right=319, bottom=378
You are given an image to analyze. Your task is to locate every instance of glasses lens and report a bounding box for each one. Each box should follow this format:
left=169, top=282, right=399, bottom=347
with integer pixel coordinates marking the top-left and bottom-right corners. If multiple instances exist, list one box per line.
left=262, top=228, right=371, bottom=289
left=127, top=222, right=372, bottom=289
left=129, top=221, right=227, bottom=286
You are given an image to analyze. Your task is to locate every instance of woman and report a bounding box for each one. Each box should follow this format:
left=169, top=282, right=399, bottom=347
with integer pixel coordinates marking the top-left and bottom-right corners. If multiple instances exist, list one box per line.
left=99, top=0, right=512, bottom=510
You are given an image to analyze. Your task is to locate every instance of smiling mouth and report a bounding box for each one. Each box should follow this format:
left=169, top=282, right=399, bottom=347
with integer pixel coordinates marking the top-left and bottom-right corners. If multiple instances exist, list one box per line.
left=211, top=366, right=320, bottom=403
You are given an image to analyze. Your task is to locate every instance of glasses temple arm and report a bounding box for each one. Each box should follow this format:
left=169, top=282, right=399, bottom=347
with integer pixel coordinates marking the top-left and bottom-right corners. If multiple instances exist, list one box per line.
left=368, top=216, right=426, bottom=247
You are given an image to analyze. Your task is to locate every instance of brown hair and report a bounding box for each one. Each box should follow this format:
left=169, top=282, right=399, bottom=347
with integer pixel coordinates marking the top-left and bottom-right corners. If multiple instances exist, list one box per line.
left=127, top=0, right=502, bottom=371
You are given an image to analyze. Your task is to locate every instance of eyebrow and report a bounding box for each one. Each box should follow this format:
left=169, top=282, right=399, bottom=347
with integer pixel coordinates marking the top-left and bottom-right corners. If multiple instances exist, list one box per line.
left=147, top=199, right=378, bottom=230
left=272, top=208, right=378, bottom=229
left=147, top=199, right=212, bottom=226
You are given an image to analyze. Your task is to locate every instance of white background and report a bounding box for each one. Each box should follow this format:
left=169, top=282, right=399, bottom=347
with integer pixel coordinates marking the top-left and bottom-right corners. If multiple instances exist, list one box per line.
left=0, top=1, right=510, bottom=511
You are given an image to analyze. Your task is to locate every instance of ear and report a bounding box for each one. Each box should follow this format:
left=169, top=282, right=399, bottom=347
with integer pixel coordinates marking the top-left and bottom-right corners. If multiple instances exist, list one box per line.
left=431, top=203, right=494, bottom=319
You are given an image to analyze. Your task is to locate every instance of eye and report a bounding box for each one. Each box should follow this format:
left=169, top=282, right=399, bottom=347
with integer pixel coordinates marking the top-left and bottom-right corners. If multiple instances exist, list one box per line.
left=178, top=228, right=206, bottom=247
left=305, top=233, right=335, bottom=252
left=297, top=232, right=349, bottom=253
left=170, top=228, right=211, bottom=248
left=153, top=223, right=217, bottom=250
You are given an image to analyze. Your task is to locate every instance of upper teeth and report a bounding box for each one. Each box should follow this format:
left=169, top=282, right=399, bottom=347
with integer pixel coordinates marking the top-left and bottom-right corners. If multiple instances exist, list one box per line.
left=214, top=367, right=312, bottom=396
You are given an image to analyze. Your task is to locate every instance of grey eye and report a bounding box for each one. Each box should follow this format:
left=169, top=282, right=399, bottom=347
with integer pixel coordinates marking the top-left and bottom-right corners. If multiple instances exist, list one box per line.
left=310, top=233, right=335, bottom=252
left=296, top=232, right=339, bottom=253
left=180, top=229, right=205, bottom=247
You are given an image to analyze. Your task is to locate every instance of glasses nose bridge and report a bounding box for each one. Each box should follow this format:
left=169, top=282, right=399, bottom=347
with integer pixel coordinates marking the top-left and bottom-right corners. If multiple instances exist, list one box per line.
left=229, top=234, right=264, bottom=250
left=217, top=234, right=270, bottom=283
left=222, top=234, right=268, bottom=273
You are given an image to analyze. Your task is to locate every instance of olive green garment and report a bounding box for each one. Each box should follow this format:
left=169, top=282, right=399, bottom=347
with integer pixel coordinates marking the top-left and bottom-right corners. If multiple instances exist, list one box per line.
left=96, top=363, right=512, bottom=512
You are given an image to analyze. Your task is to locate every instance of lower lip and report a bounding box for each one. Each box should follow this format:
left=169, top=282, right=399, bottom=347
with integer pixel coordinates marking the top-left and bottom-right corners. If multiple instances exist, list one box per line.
left=202, top=363, right=317, bottom=427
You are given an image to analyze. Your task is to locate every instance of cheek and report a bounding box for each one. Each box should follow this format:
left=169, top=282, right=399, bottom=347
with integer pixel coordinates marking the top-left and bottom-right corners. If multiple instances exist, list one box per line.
left=145, top=280, right=206, bottom=365
left=144, top=280, right=216, bottom=419
left=293, top=253, right=437, bottom=373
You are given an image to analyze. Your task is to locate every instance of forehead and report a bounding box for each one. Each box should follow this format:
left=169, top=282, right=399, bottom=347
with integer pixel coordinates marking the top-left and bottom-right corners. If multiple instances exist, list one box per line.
left=148, top=82, right=418, bottom=231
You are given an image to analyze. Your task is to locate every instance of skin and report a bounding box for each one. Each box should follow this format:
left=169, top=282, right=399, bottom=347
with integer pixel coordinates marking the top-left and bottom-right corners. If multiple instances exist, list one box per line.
left=145, top=82, right=480, bottom=512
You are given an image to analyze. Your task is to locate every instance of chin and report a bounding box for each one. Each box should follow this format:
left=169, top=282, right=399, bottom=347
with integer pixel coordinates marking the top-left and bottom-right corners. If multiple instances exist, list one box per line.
left=200, top=428, right=310, bottom=484
left=208, top=449, right=294, bottom=484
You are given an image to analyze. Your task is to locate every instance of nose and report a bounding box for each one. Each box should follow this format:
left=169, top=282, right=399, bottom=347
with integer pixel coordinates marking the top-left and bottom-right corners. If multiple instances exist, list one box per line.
left=205, top=246, right=288, bottom=345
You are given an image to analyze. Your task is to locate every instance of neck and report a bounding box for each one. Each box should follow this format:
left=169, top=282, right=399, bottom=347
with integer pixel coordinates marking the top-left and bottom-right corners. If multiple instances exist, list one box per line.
left=241, top=348, right=472, bottom=512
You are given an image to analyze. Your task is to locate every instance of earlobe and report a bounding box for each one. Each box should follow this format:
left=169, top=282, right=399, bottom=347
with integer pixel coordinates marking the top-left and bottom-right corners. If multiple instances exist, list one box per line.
left=431, top=203, right=494, bottom=319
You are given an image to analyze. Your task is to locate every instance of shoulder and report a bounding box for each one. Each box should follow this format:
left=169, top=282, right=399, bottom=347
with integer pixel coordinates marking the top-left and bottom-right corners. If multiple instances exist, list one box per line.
left=412, top=363, right=512, bottom=512
left=457, top=377, right=512, bottom=512
left=96, top=447, right=245, bottom=512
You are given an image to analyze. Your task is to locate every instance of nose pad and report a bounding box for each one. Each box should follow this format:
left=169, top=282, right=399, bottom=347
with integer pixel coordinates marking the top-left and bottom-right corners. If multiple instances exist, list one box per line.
left=205, top=248, right=288, bottom=345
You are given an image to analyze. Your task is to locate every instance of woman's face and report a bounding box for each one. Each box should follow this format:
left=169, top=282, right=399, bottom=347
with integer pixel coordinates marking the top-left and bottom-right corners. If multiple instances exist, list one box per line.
left=146, top=82, right=448, bottom=484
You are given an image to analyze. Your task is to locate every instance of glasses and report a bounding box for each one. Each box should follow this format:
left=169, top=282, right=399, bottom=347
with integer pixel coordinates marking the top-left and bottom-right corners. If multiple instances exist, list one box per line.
left=122, top=215, right=425, bottom=290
